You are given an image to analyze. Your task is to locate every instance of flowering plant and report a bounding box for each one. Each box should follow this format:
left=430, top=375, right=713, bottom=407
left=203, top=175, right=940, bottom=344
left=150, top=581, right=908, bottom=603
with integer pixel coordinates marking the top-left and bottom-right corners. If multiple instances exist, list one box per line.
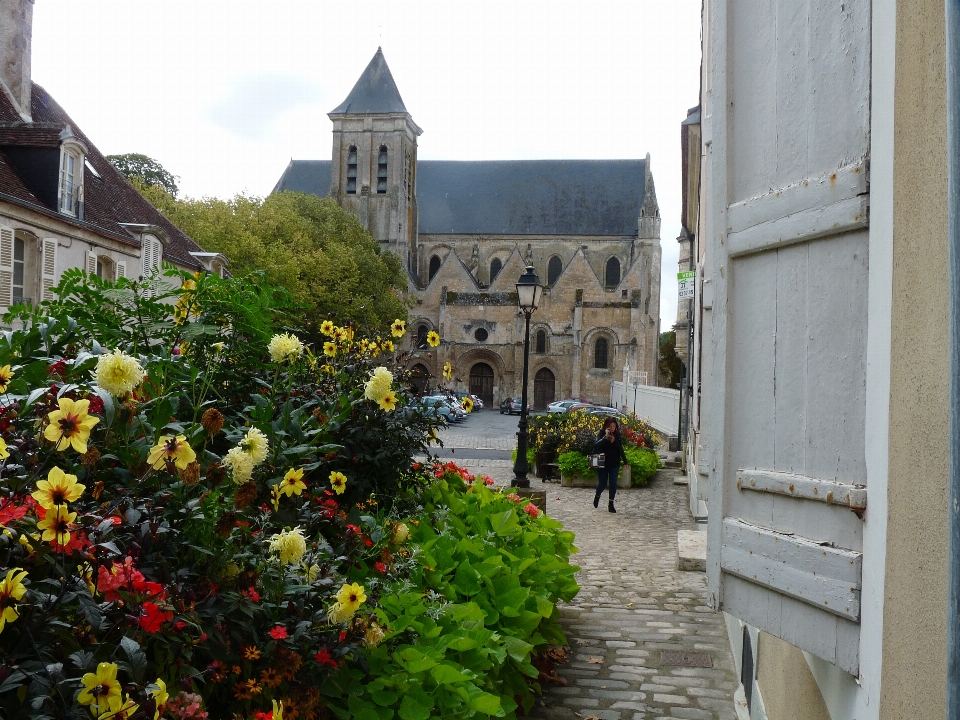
left=0, top=269, right=577, bottom=720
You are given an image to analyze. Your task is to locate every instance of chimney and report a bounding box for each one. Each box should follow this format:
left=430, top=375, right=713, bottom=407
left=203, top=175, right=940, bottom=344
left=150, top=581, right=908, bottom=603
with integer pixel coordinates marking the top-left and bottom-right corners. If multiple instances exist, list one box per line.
left=0, top=0, right=34, bottom=121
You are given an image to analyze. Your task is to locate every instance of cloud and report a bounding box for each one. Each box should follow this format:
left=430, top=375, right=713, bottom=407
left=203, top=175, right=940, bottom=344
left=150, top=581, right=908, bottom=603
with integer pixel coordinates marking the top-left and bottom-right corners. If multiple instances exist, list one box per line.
left=205, top=75, right=325, bottom=140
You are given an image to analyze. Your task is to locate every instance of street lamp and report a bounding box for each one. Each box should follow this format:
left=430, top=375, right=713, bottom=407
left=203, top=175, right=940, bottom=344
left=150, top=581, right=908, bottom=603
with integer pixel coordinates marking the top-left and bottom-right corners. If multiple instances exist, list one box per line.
left=513, top=265, right=543, bottom=487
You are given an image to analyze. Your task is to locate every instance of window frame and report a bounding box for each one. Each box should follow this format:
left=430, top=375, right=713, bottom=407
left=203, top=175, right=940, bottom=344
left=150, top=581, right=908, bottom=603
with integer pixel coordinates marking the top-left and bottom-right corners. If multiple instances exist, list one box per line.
left=594, top=337, right=609, bottom=369
left=58, top=142, right=85, bottom=217
left=547, top=255, right=563, bottom=286
left=490, top=257, right=503, bottom=283
left=346, top=146, right=358, bottom=195
left=604, top=256, right=621, bottom=288
left=376, top=145, right=388, bottom=194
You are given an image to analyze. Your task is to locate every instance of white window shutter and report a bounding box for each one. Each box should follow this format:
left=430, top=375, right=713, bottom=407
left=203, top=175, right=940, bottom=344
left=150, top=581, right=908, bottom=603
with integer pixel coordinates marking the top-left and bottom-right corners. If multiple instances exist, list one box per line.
left=41, top=238, right=58, bottom=302
left=142, top=240, right=151, bottom=279
left=0, top=226, right=13, bottom=307
left=86, top=250, right=98, bottom=276
left=116, top=261, right=126, bottom=280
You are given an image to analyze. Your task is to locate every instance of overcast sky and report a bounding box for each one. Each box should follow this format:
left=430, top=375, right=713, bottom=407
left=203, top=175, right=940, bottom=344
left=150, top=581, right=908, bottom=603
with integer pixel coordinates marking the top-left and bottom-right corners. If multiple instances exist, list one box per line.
left=31, top=0, right=701, bottom=330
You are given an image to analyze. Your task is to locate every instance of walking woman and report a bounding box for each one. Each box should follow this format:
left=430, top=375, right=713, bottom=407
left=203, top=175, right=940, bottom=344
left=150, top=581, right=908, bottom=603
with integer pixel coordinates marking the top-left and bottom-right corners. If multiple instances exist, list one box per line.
left=593, top=416, right=629, bottom=513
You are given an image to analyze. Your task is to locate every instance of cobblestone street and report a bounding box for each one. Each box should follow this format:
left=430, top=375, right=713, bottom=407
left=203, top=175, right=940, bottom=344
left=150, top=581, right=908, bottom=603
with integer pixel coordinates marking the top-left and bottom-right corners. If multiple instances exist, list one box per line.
left=434, top=415, right=740, bottom=720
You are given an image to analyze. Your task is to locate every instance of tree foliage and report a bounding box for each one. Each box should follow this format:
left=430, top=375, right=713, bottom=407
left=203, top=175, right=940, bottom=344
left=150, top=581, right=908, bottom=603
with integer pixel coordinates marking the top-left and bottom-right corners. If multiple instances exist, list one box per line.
left=135, top=184, right=409, bottom=341
left=658, top=330, right=684, bottom=388
left=106, top=153, right=180, bottom=197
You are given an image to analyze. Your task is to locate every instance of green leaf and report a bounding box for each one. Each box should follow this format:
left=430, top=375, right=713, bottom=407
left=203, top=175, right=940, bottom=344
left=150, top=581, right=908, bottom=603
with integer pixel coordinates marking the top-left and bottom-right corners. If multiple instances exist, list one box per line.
left=398, top=694, right=431, bottom=720
left=501, top=635, right=533, bottom=662
left=430, top=663, right=468, bottom=685
left=467, top=692, right=501, bottom=716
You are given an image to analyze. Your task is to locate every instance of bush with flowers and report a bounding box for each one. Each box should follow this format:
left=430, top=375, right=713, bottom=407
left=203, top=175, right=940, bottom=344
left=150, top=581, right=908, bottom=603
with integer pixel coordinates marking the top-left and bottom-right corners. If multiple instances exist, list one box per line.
left=0, top=267, right=578, bottom=720
left=529, top=410, right=662, bottom=486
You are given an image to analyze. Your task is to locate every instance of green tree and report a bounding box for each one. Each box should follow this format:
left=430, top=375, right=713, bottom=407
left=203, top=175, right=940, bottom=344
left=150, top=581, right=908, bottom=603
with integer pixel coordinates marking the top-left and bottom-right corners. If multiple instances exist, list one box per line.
left=106, top=153, right=180, bottom=197
left=136, top=183, right=408, bottom=338
left=658, top=330, right=684, bottom=388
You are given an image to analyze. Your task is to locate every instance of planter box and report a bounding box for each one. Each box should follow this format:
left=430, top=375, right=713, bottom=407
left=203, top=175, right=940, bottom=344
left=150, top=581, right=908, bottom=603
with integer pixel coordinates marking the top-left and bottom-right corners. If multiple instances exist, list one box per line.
left=561, top=465, right=632, bottom=488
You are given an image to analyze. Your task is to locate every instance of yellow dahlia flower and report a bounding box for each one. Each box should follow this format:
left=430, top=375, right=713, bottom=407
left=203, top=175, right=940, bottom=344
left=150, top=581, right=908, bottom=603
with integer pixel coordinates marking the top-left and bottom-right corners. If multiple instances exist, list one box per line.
left=268, top=333, right=305, bottom=363
left=426, top=330, right=440, bottom=347
left=269, top=526, right=307, bottom=565
left=377, top=390, right=398, bottom=412
left=223, top=446, right=255, bottom=484
left=326, top=601, right=353, bottom=624
left=32, top=466, right=85, bottom=509
left=37, top=504, right=75, bottom=546
left=336, top=582, right=367, bottom=613
left=78, top=662, right=121, bottom=716
left=94, top=349, right=144, bottom=397
left=0, top=567, right=28, bottom=633
left=147, top=435, right=197, bottom=471
left=442, top=362, right=453, bottom=381
left=0, top=364, right=14, bottom=392
left=320, top=320, right=335, bottom=336
left=364, top=366, right=393, bottom=402
left=241, top=427, right=269, bottom=464
left=0, top=437, right=8, bottom=460
left=390, top=319, right=406, bottom=337
left=44, top=397, right=99, bottom=453
left=329, top=471, right=347, bottom=495
left=280, top=467, right=306, bottom=497
left=323, top=341, right=336, bottom=357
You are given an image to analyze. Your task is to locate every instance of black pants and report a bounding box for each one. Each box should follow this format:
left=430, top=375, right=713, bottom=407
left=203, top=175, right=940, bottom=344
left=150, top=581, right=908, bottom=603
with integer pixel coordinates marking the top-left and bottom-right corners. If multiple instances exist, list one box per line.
left=595, top=463, right=620, bottom=501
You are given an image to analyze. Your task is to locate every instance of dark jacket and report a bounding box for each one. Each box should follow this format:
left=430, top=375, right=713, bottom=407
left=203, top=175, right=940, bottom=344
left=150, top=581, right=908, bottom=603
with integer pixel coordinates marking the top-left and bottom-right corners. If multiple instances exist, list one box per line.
left=594, top=428, right=629, bottom=466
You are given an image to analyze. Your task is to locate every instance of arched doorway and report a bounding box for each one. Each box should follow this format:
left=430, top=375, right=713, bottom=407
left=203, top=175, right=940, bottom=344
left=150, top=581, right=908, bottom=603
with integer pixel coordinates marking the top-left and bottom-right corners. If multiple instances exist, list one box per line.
left=469, top=363, right=495, bottom=408
left=410, top=363, right=431, bottom=394
left=533, top=368, right=556, bottom=410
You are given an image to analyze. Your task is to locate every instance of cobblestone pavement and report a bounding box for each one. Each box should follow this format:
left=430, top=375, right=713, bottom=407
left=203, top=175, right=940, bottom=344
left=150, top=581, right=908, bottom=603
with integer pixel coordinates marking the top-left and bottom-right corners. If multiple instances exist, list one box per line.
left=453, top=458, right=740, bottom=720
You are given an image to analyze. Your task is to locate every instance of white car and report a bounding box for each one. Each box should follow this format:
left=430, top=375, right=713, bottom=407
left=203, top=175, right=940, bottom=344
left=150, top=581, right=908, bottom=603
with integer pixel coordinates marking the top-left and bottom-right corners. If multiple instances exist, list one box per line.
left=470, top=394, right=484, bottom=409
left=547, top=399, right=587, bottom=414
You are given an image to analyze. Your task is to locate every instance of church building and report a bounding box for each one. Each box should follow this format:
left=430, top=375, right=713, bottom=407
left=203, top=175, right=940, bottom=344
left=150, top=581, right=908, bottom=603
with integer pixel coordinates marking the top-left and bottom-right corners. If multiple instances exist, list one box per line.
left=274, top=49, right=662, bottom=409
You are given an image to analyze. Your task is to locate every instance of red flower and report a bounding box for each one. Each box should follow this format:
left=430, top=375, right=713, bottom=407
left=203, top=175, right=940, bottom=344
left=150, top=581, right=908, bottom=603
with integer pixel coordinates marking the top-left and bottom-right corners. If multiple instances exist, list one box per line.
left=374, top=562, right=387, bottom=574
left=338, top=631, right=347, bottom=643
left=242, top=588, right=260, bottom=602
left=139, top=602, right=174, bottom=632
left=268, top=625, right=288, bottom=640
left=174, top=621, right=187, bottom=630
left=86, top=395, right=105, bottom=415
left=314, top=649, right=338, bottom=667
left=523, top=503, right=540, bottom=519
left=0, top=497, right=29, bottom=526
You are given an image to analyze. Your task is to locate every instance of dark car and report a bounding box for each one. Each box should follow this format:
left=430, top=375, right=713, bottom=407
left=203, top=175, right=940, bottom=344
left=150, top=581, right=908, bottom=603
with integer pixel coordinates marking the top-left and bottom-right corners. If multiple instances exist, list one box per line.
left=499, top=397, right=528, bottom=415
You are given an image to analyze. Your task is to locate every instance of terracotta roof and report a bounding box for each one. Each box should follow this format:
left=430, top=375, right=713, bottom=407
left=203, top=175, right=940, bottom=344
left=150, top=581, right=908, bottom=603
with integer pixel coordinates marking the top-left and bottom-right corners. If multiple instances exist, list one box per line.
left=0, top=83, right=204, bottom=269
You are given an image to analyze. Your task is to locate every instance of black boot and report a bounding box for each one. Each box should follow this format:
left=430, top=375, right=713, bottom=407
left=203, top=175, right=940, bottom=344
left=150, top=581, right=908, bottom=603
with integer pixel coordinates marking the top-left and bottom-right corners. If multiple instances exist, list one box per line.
left=594, top=493, right=601, bottom=508
left=608, top=501, right=616, bottom=513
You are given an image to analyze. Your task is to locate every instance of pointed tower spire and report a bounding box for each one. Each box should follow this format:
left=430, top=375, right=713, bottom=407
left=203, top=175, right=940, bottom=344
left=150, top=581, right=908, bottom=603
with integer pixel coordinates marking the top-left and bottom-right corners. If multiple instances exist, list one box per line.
left=330, top=48, right=408, bottom=115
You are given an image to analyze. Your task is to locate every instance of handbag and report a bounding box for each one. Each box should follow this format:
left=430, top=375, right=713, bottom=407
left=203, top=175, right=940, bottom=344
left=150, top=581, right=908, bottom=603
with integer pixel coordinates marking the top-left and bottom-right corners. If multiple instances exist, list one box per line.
left=589, top=453, right=605, bottom=469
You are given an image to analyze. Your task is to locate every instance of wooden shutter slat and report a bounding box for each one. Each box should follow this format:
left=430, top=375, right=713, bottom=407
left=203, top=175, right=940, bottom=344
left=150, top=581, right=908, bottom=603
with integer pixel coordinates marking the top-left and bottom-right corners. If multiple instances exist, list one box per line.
left=41, top=238, right=57, bottom=302
left=0, top=226, right=13, bottom=307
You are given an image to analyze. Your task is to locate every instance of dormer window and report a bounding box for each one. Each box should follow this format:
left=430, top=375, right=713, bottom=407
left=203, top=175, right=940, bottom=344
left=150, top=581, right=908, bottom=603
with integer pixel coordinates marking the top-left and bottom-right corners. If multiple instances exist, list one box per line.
left=346, top=146, right=358, bottom=194
left=377, top=146, right=388, bottom=194
left=58, top=143, right=84, bottom=217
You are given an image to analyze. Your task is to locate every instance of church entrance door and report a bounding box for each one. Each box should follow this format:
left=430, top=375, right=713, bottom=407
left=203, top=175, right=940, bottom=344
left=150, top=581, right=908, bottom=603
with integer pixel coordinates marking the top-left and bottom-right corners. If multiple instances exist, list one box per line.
left=410, top=364, right=431, bottom=395
left=469, top=363, right=494, bottom=408
left=533, top=368, right=556, bottom=410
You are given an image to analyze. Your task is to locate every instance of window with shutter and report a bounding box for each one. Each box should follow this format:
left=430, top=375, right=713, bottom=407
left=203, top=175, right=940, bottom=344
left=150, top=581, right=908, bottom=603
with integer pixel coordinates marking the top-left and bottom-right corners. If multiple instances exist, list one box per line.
left=86, top=251, right=98, bottom=276
left=41, top=238, right=58, bottom=302
left=0, top=226, right=13, bottom=307
left=116, top=261, right=126, bottom=281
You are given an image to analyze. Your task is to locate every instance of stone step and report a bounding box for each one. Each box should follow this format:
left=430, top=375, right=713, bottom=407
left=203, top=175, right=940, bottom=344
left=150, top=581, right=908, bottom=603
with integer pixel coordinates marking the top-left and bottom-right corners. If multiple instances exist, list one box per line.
left=677, top=529, right=707, bottom=572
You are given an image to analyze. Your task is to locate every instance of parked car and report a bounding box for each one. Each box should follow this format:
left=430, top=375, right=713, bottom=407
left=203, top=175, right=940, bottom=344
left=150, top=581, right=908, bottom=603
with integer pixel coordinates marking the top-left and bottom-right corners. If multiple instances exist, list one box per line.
left=499, top=397, right=529, bottom=415
left=425, top=395, right=467, bottom=421
left=452, top=391, right=479, bottom=411
left=470, top=394, right=484, bottom=410
left=418, top=396, right=463, bottom=422
left=547, top=399, right=588, bottom=414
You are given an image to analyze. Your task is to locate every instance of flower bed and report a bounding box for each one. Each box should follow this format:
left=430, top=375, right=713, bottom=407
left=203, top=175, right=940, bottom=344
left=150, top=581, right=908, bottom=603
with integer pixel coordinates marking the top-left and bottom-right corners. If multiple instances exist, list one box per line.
left=0, top=269, right=578, bottom=720
left=529, top=411, right=661, bottom=487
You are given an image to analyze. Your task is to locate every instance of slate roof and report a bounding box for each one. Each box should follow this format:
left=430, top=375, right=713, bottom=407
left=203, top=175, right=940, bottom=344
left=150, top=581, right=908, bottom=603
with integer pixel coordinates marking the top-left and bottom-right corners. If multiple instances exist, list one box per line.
left=329, top=48, right=409, bottom=115
left=274, top=158, right=647, bottom=237
left=0, top=84, right=205, bottom=269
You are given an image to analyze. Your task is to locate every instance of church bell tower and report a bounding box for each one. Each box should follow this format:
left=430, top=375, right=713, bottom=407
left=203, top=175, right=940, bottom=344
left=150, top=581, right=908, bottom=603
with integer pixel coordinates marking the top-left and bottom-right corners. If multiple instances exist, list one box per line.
left=328, top=48, right=422, bottom=273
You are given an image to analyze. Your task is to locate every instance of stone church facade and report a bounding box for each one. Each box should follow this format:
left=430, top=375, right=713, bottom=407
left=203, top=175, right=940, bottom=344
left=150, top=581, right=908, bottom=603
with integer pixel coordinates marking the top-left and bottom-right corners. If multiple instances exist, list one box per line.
left=274, top=49, right=662, bottom=409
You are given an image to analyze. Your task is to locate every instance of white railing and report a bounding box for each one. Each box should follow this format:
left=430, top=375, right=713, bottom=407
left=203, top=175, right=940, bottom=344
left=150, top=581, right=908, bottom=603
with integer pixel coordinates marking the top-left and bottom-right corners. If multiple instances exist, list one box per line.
left=610, top=380, right=680, bottom=436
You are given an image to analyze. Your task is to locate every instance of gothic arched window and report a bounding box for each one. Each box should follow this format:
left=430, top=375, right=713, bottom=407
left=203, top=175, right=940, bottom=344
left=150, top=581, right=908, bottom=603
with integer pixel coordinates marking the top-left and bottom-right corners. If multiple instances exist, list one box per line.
left=346, top=146, right=358, bottom=195
left=490, top=258, right=502, bottom=283
left=605, top=256, right=621, bottom=288
left=535, top=330, right=546, bottom=354
left=416, top=325, right=429, bottom=348
left=594, top=337, right=609, bottom=369
left=377, top=146, right=388, bottom=194
left=547, top=255, right=563, bottom=286
left=428, top=255, right=441, bottom=281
